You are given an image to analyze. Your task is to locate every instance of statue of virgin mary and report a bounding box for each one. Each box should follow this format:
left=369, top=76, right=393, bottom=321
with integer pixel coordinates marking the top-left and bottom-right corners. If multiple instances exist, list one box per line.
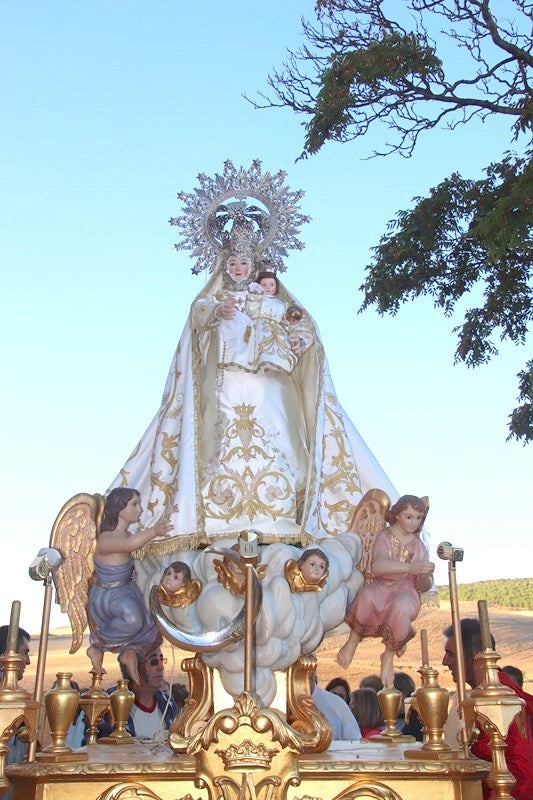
left=108, top=160, right=397, bottom=559
left=102, top=161, right=406, bottom=702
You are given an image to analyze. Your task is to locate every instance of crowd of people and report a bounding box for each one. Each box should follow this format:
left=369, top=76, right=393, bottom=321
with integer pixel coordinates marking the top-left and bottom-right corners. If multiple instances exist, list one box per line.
left=2, top=615, right=533, bottom=799
left=321, top=617, right=533, bottom=799
left=0, top=624, right=188, bottom=782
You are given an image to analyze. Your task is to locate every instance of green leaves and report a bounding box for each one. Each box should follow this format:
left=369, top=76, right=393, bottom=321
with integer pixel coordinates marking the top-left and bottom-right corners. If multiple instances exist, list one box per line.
left=305, top=31, right=443, bottom=154
left=360, top=152, right=532, bottom=441
left=258, top=0, right=532, bottom=440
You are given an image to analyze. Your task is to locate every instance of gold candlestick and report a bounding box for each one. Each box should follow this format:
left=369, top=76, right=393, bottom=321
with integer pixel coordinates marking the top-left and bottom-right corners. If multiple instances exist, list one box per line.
left=6, top=601, right=21, bottom=654
left=405, top=664, right=456, bottom=759
left=478, top=600, right=492, bottom=650
left=462, top=621, right=525, bottom=800
left=0, top=653, right=39, bottom=792
left=79, top=669, right=111, bottom=746
left=0, top=654, right=28, bottom=701
left=420, top=628, right=429, bottom=666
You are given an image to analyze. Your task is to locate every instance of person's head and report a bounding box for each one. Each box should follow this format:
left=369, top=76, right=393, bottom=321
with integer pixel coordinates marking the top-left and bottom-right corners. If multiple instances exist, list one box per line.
left=101, top=488, right=141, bottom=532
left=501, top=665, right=524, bottom=688
left=393, top=672, right=416, bottom=701
left=161, top=561, right=191, bottom=594
left=120, top=647, right=168, bottom=693
left=226, top=252, right=252, bottom=283
left=325, top=677, right=351, bottom=704
left=359, top=674, right=384, bottom=693
left=442, top=618, right=495, bottom=688
left=0, top=625, right=31, bottom=680
left=171, top=681, right=189, bottom=711
left=256, top=270, right=279, bottom=296
left=350, top=688, right=384, bottom=730
left=386, top=495, right=428, bottom=535
left=297, top=548, right=329, bottom=584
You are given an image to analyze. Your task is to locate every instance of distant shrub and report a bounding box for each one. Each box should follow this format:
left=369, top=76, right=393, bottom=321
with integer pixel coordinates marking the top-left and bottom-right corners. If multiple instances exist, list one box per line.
left=437, top=578, right=533, bottom=610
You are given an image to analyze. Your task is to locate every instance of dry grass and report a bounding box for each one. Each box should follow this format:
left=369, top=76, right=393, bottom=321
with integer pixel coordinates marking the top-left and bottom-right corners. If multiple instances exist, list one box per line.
left=18, top=601, right=533, bottom=697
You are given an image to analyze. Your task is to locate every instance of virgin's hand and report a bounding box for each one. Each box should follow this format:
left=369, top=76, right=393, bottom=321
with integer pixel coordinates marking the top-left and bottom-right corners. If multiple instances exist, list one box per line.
left=219, top=299, right=236, bottom=320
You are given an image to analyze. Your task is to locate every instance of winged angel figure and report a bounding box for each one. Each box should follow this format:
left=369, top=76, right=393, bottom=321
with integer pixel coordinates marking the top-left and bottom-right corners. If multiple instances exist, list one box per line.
left=50, top=488, right=172, bottom=683
left=49, top=492, right=104, bottom=661
left=337, top=492, right=434, bottom=686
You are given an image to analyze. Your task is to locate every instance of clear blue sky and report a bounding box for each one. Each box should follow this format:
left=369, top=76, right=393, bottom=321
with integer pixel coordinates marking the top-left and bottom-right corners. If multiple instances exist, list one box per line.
left=1, top=1, right=530, bottom=634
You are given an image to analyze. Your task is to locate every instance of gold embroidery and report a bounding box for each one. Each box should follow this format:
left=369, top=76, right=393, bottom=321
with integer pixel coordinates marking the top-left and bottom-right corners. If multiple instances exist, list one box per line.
left=204, top=404, right=296, bottom=524
left=389, top=532, right=412, bottom=563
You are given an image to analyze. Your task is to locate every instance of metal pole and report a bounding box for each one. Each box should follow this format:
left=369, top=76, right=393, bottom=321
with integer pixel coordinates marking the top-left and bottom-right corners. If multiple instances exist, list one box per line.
left=27, top=574, right=54, bottom=762
left=448, top=559, right=470, bottom=758
left=244, top=563, right=254, bottom=694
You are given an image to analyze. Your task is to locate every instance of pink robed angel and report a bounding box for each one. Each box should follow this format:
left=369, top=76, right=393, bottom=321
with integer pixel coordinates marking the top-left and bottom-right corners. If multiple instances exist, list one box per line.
left=337, top=494, right=434, bottom=686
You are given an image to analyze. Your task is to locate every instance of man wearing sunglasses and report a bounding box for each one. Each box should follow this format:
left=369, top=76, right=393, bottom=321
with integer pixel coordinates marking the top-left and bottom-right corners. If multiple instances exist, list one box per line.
left=98, top=647, right=177, bottom=741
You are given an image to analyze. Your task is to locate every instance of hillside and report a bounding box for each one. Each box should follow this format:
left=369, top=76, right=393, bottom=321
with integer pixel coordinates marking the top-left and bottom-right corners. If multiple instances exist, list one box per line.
left=19, top=598, right=533, bottom=698
left=436, top=578, right=533, bottom=611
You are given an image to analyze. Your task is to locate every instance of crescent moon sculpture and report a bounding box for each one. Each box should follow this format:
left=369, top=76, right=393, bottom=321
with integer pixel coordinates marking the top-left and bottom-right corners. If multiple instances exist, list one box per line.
left=149, top=547, right=262, bottom=653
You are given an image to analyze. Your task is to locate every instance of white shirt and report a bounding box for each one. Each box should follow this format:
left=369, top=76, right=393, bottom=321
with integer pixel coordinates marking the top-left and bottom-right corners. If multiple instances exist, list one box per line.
left=313, top=686, right=361, bottom=741
left=130, top=700, right=164, bottom=739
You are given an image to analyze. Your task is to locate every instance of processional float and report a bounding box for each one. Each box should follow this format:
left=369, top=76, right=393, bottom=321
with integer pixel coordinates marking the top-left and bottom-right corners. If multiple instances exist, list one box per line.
left=1, top=162, right=526, bottom=800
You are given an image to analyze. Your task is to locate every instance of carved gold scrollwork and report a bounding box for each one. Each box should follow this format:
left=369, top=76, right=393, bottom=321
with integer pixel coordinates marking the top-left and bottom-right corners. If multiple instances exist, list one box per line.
left=94, top=783, right=163, bottom=800
left=286, top=655, right=332, bottom=753
left=215, top=772, right=282, bottom=800
left=95, top=784, right=202, bottom=800
left=189, top=693, right=301, bottom=756
left=169, top=656, right=214, bottom=752
left=190, top=692, right=301, bottom=800
left=332, top=783, right=403, bottom=800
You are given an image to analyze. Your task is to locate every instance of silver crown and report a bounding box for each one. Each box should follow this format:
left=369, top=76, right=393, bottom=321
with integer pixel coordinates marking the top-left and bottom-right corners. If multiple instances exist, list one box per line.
left=169, top=159, right=310, bottom=274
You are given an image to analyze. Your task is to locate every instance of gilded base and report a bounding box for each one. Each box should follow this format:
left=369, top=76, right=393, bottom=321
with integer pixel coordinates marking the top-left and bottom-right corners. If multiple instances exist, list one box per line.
left=370, top=731, right=415, bottom=743
left=97, top=735, right=136, bottom=745
left=5, top=740, right=489, bottom=800
left=35, top=749, right=88, bottom=763
left=405, top=747, right=462, bottom=760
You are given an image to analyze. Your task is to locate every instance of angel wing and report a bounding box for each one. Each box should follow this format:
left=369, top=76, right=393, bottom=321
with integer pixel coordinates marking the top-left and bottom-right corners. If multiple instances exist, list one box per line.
left=49, top=492, right=104, bottom=654
left=348, top=488, right=390, bottom=580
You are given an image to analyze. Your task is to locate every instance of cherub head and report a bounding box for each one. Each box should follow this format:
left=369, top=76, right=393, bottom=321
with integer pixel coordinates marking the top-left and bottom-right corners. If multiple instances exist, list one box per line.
left=101, top=488, right=141, bottom=533
left=221, top=543, right=245, bottom=578
left=256, top=270, right=279, bottom=296
left=386, top=494, right=429, bottom=535
left=161, top=561, right=192, bottom=595
left=296, top=548, right=329, bottom=584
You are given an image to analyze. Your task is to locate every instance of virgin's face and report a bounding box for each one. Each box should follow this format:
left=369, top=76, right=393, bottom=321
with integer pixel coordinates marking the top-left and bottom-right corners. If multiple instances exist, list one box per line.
left=119, top=494, right=142, bottom=525
left=226, top=254, right=251, bottom=281
left=300, top=555, right=327, bottom=583
left=396, top=506, right=424, bottom=535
